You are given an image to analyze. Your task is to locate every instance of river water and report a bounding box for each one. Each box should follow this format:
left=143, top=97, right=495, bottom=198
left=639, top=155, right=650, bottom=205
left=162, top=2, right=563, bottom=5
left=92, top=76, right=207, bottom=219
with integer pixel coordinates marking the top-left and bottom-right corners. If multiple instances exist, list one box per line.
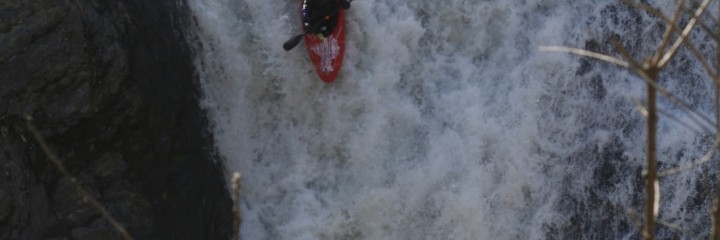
left=187, top=0, right=719, bottom=239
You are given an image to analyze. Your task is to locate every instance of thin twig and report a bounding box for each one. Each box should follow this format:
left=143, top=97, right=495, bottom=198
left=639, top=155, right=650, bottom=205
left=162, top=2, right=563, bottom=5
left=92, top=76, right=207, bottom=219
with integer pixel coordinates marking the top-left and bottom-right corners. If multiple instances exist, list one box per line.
left=625, top=0, right=720, bottom=83
left=658, top=107, right=713, bottom=135
left=683, top=5, right=720, bottom=43
left=538, top=46, right=630, bottom=68
left=619, top=0, right=686, bottom=66
left=657, top=0, right=712, bottom=69
left=633, top=95, right=718, bottom=178
left=623, top=33, right=717, bottom=134
left=632, top=97, right=712, bottom=135
left=657, top=218, right=693, bottom=235
left=24, top=115, right=135, bottom=240
left=541, top=44, right=718, bottom=135
left=658, top=141, right=717, bottom=177
left=623, top=0, right=712, bottom=67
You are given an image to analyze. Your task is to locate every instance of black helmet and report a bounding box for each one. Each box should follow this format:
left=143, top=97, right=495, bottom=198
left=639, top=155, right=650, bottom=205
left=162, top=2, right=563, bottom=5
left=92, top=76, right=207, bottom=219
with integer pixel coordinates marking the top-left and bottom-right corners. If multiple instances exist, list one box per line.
left=301, top=0, right=342, bottom=36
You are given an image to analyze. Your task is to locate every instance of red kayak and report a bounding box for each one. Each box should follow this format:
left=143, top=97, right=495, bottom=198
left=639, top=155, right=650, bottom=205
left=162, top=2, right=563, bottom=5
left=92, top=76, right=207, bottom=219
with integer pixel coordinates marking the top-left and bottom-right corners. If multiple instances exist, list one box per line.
left=300, top=1, right=346, bottom=83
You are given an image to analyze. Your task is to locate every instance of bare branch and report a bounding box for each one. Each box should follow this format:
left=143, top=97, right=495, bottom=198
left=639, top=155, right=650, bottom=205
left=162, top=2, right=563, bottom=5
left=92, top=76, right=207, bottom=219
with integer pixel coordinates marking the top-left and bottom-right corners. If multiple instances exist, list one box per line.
left=620, top=0, right=686, bottom=66
left=624, top=0, right=719, bottom=80
left=683, top=5, right=720, bottom=43
left=658, top=141, right=718, bottom=177
left=615, top=37, right=718, bottom=134
left=542, top=43, right=718, bottom=136
left=657, top=218, right=693, bottom=235
left=24, top=115, right=135, bottom=240
left=539, top=46, right=630, bottom=68
left=632, top=97, right=713, bottom=135
left=657, top=0, right=712, bottom=69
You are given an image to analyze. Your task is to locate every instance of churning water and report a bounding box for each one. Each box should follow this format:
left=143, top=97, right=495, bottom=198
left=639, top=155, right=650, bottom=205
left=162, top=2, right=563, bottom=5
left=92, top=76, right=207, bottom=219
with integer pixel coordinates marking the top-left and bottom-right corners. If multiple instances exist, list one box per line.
left=187, top=0, right=720, bottom=239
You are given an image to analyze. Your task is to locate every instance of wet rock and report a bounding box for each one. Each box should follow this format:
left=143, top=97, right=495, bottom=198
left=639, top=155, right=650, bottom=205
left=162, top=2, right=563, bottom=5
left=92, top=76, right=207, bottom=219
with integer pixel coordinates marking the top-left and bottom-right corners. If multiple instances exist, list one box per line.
left=0, top=0, right=232, bottom=239
left=90, top=152, right=127, bottom=179
left=70, top=219, right=121, bottom=240
left=53, top=177, right=99, bottom=226
left=0, top=177, right=11, bottom=223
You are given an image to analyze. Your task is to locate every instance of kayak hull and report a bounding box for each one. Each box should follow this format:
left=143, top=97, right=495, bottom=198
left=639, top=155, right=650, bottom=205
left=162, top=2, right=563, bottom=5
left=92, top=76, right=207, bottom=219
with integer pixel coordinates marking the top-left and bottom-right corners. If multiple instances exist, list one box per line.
left=302, top=8, right=346, bottom=83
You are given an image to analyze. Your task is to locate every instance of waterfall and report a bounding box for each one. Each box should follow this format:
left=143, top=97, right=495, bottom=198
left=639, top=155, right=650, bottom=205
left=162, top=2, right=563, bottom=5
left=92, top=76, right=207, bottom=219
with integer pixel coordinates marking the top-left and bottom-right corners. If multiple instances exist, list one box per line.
left=187, top=0, right=719, bottom=239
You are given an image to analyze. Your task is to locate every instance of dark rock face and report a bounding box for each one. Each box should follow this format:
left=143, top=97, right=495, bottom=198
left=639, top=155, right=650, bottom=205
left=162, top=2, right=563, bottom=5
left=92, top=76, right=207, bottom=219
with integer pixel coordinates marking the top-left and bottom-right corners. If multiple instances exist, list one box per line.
left=1, top=0, right=232, bottom=239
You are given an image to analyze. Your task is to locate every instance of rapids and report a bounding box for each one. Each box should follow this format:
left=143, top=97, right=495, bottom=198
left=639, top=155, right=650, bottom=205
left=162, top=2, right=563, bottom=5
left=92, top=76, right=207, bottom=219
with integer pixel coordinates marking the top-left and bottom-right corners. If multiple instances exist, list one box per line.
left=188, top=0, right=719, bottom=239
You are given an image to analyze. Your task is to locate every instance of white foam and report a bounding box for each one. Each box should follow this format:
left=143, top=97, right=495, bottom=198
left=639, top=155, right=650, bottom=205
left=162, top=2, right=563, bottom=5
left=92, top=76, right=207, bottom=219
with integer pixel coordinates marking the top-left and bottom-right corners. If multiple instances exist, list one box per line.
left=188, top=0, right=718, bottom=238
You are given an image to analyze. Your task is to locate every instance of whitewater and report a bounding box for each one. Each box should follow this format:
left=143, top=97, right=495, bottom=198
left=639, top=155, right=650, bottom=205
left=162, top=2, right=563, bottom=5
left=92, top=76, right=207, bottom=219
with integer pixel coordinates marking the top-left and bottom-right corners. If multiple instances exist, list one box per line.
left=187, top=0, right=720, bottom=239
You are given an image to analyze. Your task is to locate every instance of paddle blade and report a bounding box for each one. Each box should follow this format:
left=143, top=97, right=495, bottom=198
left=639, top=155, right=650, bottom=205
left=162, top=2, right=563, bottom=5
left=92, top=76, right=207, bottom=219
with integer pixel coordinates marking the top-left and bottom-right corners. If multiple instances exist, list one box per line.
left=283, top=34, right=305, bottom=51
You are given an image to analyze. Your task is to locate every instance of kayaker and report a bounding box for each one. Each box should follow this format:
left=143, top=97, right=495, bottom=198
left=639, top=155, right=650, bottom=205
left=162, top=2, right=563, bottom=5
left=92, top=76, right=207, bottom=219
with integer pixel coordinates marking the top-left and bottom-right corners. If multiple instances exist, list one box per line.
left=282, top=0, right=351, bottom=51
left=302, top=0, right=351, bottom=39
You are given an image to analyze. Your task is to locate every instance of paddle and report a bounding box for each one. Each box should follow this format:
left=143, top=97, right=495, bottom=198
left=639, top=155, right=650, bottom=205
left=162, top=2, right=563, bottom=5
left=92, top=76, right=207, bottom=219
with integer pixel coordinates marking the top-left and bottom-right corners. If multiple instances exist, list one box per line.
left=282, top=0, right=352, bottom=51
left=283, top=33, right=306, bottom=51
